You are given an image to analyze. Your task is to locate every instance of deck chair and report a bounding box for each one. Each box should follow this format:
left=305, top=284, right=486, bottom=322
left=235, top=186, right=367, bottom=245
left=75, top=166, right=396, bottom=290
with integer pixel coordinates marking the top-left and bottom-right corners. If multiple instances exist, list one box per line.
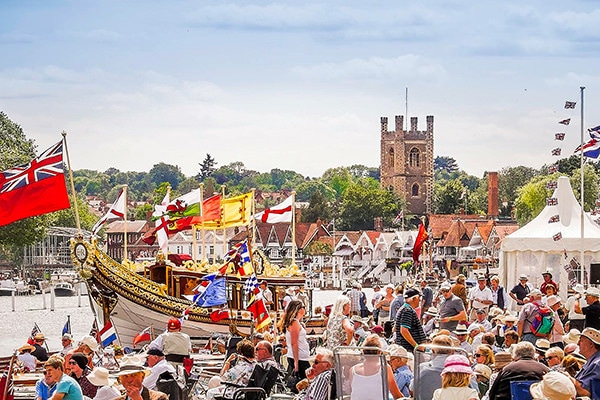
left=216, top=364, right=281, bottom=400
left=509, top=380, right=536, bottom=400
left=412, top=344, right=471, bottom=400
left=333, top=346, right=389, bottom=400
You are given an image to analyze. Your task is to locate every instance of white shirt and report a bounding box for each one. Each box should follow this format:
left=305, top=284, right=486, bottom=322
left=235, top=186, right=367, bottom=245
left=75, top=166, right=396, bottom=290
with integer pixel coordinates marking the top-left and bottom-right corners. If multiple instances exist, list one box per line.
left=143, top=359, right=176, bottom=390
left=468, top=285, right=493, bottom=310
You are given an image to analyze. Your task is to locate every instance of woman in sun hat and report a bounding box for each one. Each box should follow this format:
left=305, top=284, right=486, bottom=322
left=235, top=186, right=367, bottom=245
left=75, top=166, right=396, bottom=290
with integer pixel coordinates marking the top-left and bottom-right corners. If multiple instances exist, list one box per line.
left=87, top=367, right=120, bottom=400
left=432, top=354, right=478, bottom=400
left=529, top=370, right=576, bottom=400
left=18, top=344, right=37, bottom=371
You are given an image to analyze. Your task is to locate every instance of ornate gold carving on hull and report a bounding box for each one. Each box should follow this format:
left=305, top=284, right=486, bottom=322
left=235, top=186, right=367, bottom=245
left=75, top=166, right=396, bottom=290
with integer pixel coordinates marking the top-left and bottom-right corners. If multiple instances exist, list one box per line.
left=70, top=237, right=252, bottom=331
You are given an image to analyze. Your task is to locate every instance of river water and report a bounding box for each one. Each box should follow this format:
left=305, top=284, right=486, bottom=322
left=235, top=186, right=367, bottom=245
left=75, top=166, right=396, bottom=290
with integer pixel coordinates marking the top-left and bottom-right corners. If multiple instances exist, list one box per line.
left=0, top=288, right=375, bottom=357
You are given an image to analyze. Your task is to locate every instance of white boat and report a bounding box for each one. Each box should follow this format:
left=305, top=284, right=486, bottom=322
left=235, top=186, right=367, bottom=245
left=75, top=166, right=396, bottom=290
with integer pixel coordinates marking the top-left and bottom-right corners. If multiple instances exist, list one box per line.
left=0, top=280, right=16, bottom=296
left=51, top=281, right=76, bottom=297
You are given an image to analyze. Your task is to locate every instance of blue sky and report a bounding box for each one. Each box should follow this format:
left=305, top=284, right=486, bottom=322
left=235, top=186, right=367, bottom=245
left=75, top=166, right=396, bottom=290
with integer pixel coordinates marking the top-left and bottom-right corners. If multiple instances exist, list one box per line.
left=1, top=1, right=599, bottom=179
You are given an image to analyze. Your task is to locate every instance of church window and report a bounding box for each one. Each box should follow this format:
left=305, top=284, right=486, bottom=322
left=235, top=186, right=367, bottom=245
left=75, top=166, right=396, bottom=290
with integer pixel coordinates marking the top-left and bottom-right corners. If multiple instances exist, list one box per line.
left=388, top=148, right=394, bottom=168
left=412, top=183, right=420, bottom=197
left=409, top=148, right=420, bottom=167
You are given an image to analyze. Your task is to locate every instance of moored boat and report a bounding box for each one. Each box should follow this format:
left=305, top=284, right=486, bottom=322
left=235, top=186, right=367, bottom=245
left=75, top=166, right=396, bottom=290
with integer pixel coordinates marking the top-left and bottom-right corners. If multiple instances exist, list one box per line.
left=70, top=236, right=325, bottom=348
left=51, top=281, right=76, bottom=297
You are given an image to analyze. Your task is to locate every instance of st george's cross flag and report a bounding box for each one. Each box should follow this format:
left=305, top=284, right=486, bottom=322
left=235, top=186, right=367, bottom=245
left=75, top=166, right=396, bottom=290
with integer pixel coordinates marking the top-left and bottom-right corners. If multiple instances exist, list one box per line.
left=255, top=196, right=293, bottom=223
left=92, top=188, right=126, bottom=235
left=0, top=141, right=70, bottom=227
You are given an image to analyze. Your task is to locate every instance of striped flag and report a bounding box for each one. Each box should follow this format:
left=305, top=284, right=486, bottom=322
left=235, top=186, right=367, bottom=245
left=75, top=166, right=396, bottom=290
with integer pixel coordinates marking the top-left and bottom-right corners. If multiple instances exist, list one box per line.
left=133, top=326, right=151, bottom=346
left=99, top=320, right=117, bottom=347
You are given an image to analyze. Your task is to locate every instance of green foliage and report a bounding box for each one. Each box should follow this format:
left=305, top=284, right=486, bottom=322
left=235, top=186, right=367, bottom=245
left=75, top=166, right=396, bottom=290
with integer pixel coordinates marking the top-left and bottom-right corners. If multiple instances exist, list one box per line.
left=569, top=165, right=600, bottom=212
left=434, top=156, right=459, bottom=173
left=197, top=153, right=217, bottom=181
left=295, top=180, right=336, bottom=202
left=301, top=191, right=333, bottom=223
left=51, top=195, right=97, bottom=231
left=148, top=162, right=185, bottom=190
left=514, top=174, right=556, bottom=225
left=339, top=178, right=402, bottom=230
left=321, top=167, right=354, bottom=199
left=434, top=179, right=466, bottom=214
left=303, top=241, right=332, bottom=256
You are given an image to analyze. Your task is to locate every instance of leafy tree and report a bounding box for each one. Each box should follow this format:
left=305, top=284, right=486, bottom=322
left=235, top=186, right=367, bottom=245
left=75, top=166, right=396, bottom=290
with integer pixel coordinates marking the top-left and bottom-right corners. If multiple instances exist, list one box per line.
left=338, top=178, right=400, bottom=230
left=514, top=174, right=556, bottom=225
left=197, top=153, right=217, bottom=181
left=569, top=165, right=600, bottom=212
left=434, top=156, right=459, bottom=173
left=321, top=167, right=354, bottom=199
left=301, top=191, right=332, bottom=223
left=178, top=177, right=200, bottom=194
left=0, top=112, right=51, bottom=260
left=434, top=179, right=466, bottom=214
left=148, top=162, right=185, bottom=190
left=51, top=196, right=97, bottom=231
left=295, top=180, right=336, bottom=202
left=498, top=166, right=538, bottom=204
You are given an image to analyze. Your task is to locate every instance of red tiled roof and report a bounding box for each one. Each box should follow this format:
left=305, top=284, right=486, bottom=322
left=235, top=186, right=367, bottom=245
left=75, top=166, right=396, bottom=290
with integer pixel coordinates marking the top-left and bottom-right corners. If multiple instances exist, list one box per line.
left=438, top=220, right=470, bottom=247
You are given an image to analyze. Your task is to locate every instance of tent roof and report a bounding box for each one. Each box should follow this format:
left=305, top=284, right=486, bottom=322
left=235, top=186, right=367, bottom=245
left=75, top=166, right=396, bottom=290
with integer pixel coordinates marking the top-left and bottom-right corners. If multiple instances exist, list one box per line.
left=501, top=176, right=600, bottom=252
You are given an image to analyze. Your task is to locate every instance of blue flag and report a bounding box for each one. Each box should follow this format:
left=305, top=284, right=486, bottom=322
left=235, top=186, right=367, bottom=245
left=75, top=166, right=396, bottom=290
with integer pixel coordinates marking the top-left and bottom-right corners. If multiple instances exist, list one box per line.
left=62, top=317, right=71, bottom=335
left=194, top=276, right=227, bottom=307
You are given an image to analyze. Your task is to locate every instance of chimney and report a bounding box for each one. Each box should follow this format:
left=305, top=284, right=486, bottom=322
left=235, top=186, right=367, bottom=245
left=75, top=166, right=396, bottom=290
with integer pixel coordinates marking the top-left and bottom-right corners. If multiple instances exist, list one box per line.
left=487, top=171, right=499, bottom=218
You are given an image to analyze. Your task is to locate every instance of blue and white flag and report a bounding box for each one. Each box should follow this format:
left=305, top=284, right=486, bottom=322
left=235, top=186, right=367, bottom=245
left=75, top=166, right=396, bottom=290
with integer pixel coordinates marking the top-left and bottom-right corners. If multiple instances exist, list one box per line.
left=194, top=275, right=227, bottom=307
left=62, top=316, right=71, bottom=335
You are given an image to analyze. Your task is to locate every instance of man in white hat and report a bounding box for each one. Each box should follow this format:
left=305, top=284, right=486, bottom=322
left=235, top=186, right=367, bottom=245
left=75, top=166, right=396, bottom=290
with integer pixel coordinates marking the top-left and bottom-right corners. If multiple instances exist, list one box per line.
left=468, top=275, right=493, bottom=321
left=565, top=283, right=587, bottom=331
left=387, top=344, right=413, bottom=398
left=574, top=287, right=600, bottom=330
left=573, top=327, right=600, bottom=398
left=87, top=367, right=120, bottom=400
left=546, top=295, right=565, bottom=348
left=60, top=334, right=74, bottom=357
left=115, top=355, right=168, bottom=400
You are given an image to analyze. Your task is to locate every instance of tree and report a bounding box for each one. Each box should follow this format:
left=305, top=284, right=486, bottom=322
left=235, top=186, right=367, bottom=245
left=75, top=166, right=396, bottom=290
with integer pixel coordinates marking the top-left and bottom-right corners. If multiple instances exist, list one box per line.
left=295, top=180, right=336, bottom=202
left=0, top=112, right=52, bottom=261
left=514, top=174, right=556, bottom=225
left=321, top=167, right=354, bottom=199
left=301, top=190, right=332, bottom=223
left=434, top=156, right=459, bottom=173
left=338, top=178, right=400, bottom=230
left=148, top=162, right=185, bottom=190
left=197, top=153, right=217, bottom=181
left=434, top=179, right=466, bottom=214
left=498, top=166, right=538, bottom=205
left=51, top=196, right=98, bottom=231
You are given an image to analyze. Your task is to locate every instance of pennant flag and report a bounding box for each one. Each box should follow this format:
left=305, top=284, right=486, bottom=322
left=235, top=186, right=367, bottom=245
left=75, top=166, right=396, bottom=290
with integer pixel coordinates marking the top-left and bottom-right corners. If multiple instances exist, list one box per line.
left=546, top=197, right=558, bottom=206
left=193, top=276, right=227, bottom=307
left=412, top=217, right=429, bottom=262
left=247, top=298, right=272, bottom=331
left=552, top=232, right=562, bottom=241
left=202, top=192, right=252, bottom=229
left=133, top=326, right=152, bottom=346
left=559, top=118, right=571, bottom=125
left=555, top=133, right=565, bottom=141
left=548, top=214, right=560, bottom=223
left=548, top=164, right=559, bottom=173
left=551, top=148, right=562, bottom=156
left=588, top=125, right=600, bottom=139
left=255, top=196, right=293, bottom=223
left=393, top=211, right=404, bottom=225
left=89, top=320, right=99, bottom=343
left=92, top=189, right=126, bottom=235
left=27, top=323, right=42, bottom=345
left=243, top=274, right=259, bottom=295
left=0, top=141, right=70, bottom=227
left=62, top=316, right=71, bottom=336
left=155, top=215, right=170, bottom=254
left=546, top=181, right=558, bottom=190
left=565, top=101, right=577, bottom=109
left=99, top=320, right=117, bottom=347
left=575, top=138, right=600, bottom=159
left=210, top=309, right=230, bottom=322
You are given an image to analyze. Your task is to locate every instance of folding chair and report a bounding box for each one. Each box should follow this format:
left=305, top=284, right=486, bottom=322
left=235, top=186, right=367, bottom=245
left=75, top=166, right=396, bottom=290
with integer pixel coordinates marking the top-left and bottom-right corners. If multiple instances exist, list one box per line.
left=509, top=380, right=536, bottom=400
left=333, top=346, right=388, bottom=400
left=216, top=364, right=281, bottom=400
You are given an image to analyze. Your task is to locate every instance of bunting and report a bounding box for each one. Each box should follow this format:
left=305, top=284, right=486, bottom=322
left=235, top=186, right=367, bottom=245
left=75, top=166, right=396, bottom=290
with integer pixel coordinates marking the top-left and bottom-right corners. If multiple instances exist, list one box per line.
left=554, top=133, right=565, bottom=141
left=564, top=101, right=576, bottom=109
left=558, top=118, right=571, bottom=125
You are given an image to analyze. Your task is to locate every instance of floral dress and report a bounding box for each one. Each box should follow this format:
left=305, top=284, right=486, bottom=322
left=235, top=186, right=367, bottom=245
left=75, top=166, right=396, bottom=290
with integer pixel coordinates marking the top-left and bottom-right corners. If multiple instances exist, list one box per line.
left=326, top=314, right=351, bottom=349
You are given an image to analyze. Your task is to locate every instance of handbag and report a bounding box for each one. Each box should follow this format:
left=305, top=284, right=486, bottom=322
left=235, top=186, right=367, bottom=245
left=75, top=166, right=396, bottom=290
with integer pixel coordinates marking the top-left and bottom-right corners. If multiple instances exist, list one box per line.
left=285, top=371, right=301, bottom=393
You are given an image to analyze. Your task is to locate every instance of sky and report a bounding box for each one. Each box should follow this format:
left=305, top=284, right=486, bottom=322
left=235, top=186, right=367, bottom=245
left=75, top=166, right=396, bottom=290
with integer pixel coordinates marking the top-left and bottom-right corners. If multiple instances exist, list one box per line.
left=2, top=1, right=600, bottom=180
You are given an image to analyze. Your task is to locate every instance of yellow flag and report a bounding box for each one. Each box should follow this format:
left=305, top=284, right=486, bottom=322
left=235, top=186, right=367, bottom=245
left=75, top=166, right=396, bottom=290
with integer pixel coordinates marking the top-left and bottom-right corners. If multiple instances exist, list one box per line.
left=202, top=192, right=252, bottom=229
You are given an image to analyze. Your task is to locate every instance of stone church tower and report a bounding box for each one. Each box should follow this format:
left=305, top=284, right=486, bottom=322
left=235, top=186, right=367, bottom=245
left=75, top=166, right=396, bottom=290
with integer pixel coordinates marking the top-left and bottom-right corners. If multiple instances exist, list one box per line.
left=380, top=115, right=434, bottom=215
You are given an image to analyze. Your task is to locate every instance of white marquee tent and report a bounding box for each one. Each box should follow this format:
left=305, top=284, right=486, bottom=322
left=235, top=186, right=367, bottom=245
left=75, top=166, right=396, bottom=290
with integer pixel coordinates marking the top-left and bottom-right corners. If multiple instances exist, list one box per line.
left=500, top=176, right=600, bottom=304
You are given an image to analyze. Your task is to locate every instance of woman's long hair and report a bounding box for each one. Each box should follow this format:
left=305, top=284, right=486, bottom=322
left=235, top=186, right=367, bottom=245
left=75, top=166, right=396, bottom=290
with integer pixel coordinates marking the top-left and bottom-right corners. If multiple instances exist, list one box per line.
left=282, top=300, right=305, bottom=332
left=330, top=295, right=350, bottom=317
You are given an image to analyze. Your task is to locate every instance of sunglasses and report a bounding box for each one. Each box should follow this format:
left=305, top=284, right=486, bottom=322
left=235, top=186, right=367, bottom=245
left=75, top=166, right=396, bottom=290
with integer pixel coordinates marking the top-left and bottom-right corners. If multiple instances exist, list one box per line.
left=474, top=353, right=483, bottom=357
left=313, top=359, right=328, bottom=365
left=68, top=361, right=77, bottom=365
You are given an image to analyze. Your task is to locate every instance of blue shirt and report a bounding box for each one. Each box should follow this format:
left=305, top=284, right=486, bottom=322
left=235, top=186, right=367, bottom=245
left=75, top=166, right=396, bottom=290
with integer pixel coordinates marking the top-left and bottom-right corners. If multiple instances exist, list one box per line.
left=576, top=350, right=600, bottom=393
left=35, top=379, right=57, bottom=400
left=56, top=374, right=83, bottom=400
left=393, top=364, right=413, bottom=397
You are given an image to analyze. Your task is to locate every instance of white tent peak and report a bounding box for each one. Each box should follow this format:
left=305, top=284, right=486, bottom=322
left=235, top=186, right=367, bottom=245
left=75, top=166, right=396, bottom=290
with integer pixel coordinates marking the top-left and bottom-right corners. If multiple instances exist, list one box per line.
left=502, top=176, right=600, bottom=249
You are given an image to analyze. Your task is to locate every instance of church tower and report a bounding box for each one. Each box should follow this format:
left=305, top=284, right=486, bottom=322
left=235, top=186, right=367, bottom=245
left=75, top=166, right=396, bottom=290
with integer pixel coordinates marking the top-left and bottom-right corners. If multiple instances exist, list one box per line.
left=380, top=115, right=434, bottom=215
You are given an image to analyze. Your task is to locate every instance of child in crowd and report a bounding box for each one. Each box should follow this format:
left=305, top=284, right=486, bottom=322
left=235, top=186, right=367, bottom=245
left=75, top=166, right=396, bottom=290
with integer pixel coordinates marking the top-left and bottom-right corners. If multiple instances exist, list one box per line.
left=432, top=354, right=479, bottom=400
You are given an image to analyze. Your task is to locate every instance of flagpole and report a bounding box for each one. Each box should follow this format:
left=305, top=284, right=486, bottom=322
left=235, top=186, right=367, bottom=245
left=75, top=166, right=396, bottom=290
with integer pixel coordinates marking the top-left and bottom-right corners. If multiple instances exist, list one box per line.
left=123, top=185, right=128, bottom=262
left=61, top=131, right=82, bottom=235
left=221, top=185, right=227, bottom=256
left=291, top=191, right=296, bottom=266
left=580, top=86, right=586, bottom=285
left=195, top=183, right=203, bottom=265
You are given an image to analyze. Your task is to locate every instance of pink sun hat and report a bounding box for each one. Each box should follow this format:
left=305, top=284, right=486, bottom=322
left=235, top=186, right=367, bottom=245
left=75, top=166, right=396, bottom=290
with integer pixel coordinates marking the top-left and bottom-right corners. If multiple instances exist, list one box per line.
left=441, top=354, right=474, bottom=376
